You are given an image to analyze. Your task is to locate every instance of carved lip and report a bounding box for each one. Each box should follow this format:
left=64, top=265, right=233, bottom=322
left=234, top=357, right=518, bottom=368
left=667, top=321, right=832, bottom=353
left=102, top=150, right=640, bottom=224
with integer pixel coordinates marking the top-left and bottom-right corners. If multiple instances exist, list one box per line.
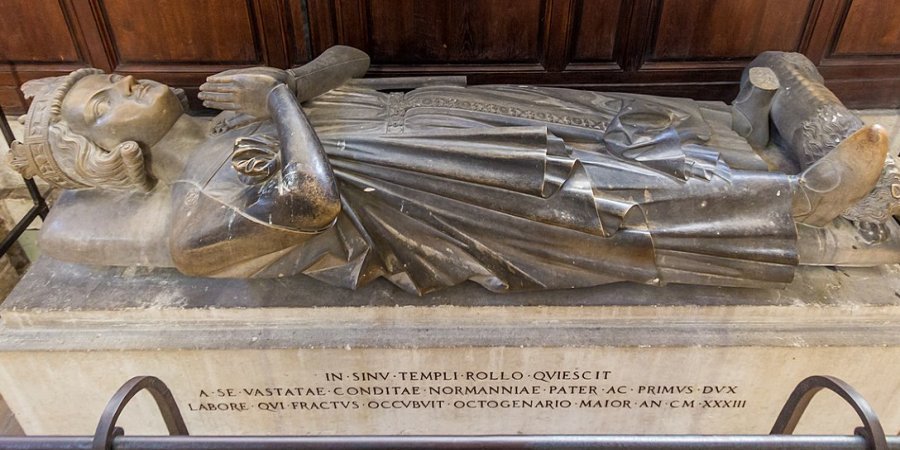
left=134, top=82, right=150, bottom=100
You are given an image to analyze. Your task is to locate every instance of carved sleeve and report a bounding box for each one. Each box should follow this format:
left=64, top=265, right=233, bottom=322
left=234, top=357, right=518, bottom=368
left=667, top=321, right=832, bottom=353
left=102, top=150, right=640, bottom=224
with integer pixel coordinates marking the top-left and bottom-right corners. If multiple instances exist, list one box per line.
left=287, top=46, right=370, bottom=103
left=239, top=84, right=342, bottom=232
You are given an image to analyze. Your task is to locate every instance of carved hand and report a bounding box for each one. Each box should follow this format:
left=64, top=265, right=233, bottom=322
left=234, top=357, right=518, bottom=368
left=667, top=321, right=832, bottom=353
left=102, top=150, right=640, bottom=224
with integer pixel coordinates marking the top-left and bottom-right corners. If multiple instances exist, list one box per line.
left=199, top=67, right=296, bottom=119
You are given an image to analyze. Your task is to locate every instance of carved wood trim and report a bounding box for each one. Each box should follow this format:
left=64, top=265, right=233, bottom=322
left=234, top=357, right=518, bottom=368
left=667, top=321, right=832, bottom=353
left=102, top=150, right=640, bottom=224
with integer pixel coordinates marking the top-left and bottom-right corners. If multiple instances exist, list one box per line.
left=307, top=0, right=338, bottom=54
left=85, top=0, right=123, bottom=69
left=643, top=0, right=819, bottom=64
left=559, top=63, right=626, bottom=73
left=820, top=0, right=900, bottom=60
left=253, top=0, right=291, bottom=68
left=796, top=0, right=827, bottom=57
left=365, top=63, right=550, bottom=76
left=542, top=0, right=575, bottom=72
left=632, top=0, right=660, bottom=70
left=0, top=0, right=102, bottom=110
left=806, top=0, right=900, bottom=107
left=334, top=0, right=368, bottom=50
left=88, top=0, right=276, bottom=67
left=803, top=0, right=842, bottom=64
left=65, top=0, right=115, bottom=71
left=827, top=0, right=855, bottom=58
left=2, top=0, right=898, bottom=112
left=287, top=0, right=312, bottom=64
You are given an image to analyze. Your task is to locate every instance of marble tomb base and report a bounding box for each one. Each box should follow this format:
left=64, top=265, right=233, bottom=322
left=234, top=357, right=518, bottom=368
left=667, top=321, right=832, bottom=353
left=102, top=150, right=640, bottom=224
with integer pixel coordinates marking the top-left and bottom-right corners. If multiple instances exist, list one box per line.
left=0, top=257, right=898, bottom=436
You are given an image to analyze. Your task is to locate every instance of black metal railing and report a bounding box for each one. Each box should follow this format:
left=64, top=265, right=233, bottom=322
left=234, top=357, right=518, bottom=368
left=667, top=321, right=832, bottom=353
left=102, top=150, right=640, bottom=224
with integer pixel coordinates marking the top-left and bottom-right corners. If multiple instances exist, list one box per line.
left=0, top=375, right=897, bottom=449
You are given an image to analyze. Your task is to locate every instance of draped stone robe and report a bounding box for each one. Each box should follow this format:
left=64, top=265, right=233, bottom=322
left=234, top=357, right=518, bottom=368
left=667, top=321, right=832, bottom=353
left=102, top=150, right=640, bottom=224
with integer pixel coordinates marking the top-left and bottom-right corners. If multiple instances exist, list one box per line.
left=169, top=84, right=797, bottom=295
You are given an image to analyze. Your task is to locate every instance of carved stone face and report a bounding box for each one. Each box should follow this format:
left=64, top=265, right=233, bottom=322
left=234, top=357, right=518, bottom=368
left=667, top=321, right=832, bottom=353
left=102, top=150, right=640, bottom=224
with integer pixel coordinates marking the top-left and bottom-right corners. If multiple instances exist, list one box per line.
left=61, top=74, right=183, bottom=150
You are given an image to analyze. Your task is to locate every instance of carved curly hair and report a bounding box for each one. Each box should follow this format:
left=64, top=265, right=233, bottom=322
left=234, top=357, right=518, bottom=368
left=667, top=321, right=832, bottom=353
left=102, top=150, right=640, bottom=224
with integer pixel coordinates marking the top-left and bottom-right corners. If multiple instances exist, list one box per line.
left=48, top=122, right=154, bottom=191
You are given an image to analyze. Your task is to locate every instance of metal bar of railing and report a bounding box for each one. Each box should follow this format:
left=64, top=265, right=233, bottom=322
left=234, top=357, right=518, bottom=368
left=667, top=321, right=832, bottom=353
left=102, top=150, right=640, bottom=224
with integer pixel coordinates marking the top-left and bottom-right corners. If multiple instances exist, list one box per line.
left=0, top=104, right=16, bottom=143
left=0, top=204, right=43, bottom=256
left=0, top=106, right=50, bottom=259
left=0, top=375, right=896, bottom=450
left=1, top=434, right=899, bottom=450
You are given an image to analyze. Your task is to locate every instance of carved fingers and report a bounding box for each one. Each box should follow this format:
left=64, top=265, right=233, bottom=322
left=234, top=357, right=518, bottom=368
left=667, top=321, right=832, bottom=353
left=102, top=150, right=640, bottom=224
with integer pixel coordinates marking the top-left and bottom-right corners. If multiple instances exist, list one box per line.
left=200, top=68, right=292, bottom=118
left=198, top=85, right=238, bottom=110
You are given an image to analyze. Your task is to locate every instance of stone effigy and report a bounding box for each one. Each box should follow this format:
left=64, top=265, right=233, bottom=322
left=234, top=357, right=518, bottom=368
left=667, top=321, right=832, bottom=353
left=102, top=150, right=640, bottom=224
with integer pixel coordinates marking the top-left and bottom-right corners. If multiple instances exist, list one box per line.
left=8, top=46, right=899, bottom=295
left=4, top=48, right=900, bottom=438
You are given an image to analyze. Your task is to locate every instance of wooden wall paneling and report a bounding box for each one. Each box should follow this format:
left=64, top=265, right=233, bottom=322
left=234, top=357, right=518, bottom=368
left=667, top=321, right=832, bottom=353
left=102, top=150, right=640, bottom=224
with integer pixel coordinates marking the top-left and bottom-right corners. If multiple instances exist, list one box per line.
left=333, top=0, right=368, bottom=50
left=649, top=0, right=814, bottom=60
left=547, top=0, right=747, bottom=100
left=98, top=0, right=260, bottom=65
left=287, top=0, right=313, bottom=64
left=793, top=0, right=826, bottom=58
left=307, top=0, right=339, bottom=54
left=564, top=0, right=627, bottom=72
left=0, top=0, right=79, bottom=63
left=253, top=0, right=291, bottom=69
left=605, top=0, right=822, bottom=103
left=363, top=0, right=546, bottom=64
left=4, top=0, right=898, bottom=113
left=0, top=87, right=21, bottom=112
left=310, top=0, right=573, bottom=79
left=0, top=0, right=102, bottom=112
left=832, top=0, right=900, bottom=56
left=569, top=0, right=621, bottom=63
left=542, top=0, right=576, bottom=72
left=794, top=0, right=836, bottom=64
left=615, top=0, right=653, bottom=72
left=64, top=0, right=115, bottom=72
left=807, top=0, right=900, bottom=108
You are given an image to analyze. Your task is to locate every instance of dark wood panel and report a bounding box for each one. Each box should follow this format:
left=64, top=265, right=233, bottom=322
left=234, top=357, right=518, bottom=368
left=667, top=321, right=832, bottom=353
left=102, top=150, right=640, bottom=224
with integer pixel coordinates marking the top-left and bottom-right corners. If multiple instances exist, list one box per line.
left=3, top=0, right=898, bottom=112
left=801, top=0, right=842, bottom=64
left=252, top=0, right=291, bottom=68
left=362, top=0, right=547, bottom=64
left=99, top=0, right=260, bottom=64
left=0, top=63, right=97, bottom=112
left=0, top=0, right=97, bottom=112
left=0, top=0, right=80, bottom=62
left=832, top=0, right=900, bottom=56
left=540, top=0, right=575, bottom=72
left=0, top=86, right=23, bottom=111
left=307, top=0, right=339, bottom=53
left=287, top=0, right=312, bottom=64
left=570, top=0, right=623, bottom=62
left=650, top=0, right=813, bottom=60
left=807, top=0, right=900, bottom=108
left=826, top=78, right=900, bottom=109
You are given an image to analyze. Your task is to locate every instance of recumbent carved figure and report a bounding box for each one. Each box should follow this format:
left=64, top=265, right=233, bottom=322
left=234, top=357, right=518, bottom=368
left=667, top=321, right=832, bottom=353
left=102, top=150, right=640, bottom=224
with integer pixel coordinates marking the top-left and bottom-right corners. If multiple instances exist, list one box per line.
left=10, top=47, right=900, bottom=294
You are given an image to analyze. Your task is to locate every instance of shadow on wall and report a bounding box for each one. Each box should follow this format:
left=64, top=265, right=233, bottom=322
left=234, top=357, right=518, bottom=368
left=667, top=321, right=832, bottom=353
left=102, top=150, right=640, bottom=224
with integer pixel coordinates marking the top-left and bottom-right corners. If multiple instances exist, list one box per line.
left=0, top=393, right=23, bottom=436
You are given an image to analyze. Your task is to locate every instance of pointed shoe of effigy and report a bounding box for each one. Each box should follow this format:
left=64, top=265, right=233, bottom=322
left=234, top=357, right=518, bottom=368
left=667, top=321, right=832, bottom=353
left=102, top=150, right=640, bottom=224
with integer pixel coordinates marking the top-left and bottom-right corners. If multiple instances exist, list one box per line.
left=793, top=124, right=889, bottom=227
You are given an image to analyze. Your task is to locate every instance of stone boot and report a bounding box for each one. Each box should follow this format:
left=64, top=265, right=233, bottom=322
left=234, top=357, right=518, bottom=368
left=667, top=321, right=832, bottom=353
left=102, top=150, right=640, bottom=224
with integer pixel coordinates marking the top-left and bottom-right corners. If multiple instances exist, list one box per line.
left=792, top=124, right=889, bottom=227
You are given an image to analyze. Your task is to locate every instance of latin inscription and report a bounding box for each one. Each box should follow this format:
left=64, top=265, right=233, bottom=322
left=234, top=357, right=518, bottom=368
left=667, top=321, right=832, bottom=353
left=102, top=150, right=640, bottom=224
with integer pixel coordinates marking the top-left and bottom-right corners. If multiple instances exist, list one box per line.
left=186, top=369, right=746, bottom=413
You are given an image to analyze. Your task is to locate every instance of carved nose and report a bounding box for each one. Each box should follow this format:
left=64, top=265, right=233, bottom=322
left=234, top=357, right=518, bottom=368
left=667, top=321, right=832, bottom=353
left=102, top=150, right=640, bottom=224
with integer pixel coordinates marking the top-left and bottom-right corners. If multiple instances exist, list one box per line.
left=117, top=75, right=136, bottom=94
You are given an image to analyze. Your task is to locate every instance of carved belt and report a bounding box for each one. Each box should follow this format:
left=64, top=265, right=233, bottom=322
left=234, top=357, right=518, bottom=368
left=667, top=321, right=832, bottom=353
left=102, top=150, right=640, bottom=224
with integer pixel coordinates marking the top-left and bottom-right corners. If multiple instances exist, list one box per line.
left=385, top=93, right=608, bottom=134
